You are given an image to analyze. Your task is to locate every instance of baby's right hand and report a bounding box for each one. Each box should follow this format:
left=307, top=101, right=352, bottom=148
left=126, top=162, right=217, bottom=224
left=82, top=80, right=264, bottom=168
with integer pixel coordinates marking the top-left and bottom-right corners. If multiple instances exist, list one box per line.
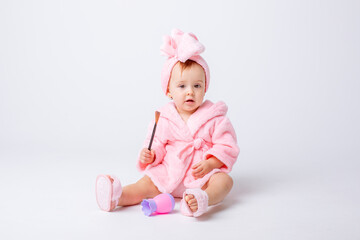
left=140, top=148, right=155, bottom=165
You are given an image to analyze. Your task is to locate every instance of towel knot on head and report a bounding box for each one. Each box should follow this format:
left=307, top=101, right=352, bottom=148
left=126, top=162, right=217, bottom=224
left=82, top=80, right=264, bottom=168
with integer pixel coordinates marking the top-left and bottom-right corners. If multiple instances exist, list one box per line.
left=161, top=29, right=205, bottom=62
left=193, top=138, right=204, bottom=150
left=160, top=29, right=210, bottom=95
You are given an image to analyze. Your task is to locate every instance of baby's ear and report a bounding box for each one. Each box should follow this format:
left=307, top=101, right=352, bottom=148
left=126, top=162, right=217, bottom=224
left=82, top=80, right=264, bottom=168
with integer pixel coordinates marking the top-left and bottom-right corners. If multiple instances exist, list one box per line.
left=167, top=93, right=173, bottom=99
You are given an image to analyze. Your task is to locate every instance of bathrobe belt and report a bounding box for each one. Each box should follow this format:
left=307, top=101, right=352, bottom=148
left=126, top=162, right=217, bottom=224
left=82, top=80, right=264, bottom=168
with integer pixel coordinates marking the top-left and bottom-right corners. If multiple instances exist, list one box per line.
left=177, top=138, right=211, bottom=163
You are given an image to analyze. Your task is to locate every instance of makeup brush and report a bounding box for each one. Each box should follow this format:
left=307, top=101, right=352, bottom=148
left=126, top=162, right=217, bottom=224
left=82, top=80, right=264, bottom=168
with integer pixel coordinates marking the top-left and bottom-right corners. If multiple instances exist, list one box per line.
left=148, top=111, right=161, bottom=150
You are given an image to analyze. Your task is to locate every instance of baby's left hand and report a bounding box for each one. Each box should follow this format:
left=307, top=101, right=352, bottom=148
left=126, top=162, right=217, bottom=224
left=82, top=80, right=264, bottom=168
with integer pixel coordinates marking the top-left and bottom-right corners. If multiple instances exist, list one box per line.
left=192, top=156, right=224, bottom=179
left=191, top=160, right=214, bottom=179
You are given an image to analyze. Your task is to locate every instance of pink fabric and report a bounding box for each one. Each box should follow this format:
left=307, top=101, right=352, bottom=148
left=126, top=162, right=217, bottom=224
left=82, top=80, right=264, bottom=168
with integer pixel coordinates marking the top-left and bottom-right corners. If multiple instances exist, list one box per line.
left=160, top=29, right=210, bottom=95
left=137, top=100, right=240, bottom=194
left=109, top=175, right=122, bottom=206
left=95, top=175, right=122, bottom=212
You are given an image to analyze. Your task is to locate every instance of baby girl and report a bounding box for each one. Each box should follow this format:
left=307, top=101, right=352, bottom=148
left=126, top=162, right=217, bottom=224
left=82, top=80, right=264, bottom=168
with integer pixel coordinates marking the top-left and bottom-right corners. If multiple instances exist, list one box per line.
left=95, top=29, right=240, bottom=217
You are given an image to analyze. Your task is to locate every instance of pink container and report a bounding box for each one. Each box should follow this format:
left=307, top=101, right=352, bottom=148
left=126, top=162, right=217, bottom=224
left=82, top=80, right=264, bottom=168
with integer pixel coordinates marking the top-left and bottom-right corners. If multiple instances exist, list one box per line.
left=141, top=193, right=175, bottom=216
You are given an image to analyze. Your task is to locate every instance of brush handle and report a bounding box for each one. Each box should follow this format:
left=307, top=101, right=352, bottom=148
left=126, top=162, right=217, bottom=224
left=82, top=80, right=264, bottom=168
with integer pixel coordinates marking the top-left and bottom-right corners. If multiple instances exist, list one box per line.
left=148, top=123, right=157, bottom=150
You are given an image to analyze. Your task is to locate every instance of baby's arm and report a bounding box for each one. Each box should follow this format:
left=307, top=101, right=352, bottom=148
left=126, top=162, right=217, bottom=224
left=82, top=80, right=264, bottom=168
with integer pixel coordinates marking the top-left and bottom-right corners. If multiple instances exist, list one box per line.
left=199, top=116, right=240, bottom=175
left=192, top=155, right=224, bottom=179
left=137, top=118, right=167, bottom=171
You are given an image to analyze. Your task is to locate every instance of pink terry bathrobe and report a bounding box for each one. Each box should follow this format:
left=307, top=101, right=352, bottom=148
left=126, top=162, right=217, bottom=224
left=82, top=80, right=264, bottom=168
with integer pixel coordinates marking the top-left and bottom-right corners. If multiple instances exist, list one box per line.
left=137, top=100, right=240, bottom=197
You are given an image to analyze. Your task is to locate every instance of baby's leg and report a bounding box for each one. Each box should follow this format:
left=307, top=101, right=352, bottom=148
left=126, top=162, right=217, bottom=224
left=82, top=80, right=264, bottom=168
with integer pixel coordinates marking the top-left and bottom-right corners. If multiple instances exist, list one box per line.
left=185, top=172, right=233, bottom=212
left=117, top=175, right=161, bottom=206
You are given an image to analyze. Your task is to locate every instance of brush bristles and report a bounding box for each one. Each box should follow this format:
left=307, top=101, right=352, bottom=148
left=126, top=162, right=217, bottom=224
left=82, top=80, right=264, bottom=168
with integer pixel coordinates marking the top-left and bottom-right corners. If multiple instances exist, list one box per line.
left=155, top=111, right=160, bottom=124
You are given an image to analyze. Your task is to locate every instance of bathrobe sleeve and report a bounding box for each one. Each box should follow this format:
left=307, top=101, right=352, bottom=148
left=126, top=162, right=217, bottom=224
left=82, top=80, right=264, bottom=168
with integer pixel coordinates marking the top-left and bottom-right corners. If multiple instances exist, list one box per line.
left=137, top=119, right=167, bottom=171
left=204, top=116, right=240, bottom=172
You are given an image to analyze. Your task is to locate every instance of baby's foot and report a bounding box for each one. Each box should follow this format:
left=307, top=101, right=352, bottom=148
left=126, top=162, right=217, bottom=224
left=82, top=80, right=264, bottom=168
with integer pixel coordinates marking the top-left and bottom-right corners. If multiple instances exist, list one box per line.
left=184, top=194, right=198, bottom=212
left=96, top=174, right=122, bottom=212
left=181, top=189, right=209, bottom=217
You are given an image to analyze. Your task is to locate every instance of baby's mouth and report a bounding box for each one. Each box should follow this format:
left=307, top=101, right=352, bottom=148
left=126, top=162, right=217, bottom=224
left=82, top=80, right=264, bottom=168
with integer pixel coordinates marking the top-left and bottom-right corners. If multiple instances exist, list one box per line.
left=185, top=99, right=194, bottom=103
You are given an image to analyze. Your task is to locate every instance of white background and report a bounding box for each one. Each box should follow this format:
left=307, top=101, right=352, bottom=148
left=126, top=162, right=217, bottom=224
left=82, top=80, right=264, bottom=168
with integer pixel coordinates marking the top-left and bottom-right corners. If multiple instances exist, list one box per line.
left=1, top=0, right=359, bottom=239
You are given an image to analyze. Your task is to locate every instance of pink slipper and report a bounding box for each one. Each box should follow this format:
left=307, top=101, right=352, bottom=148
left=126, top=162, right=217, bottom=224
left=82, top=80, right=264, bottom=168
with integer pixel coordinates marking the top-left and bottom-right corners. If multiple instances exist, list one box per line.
left=180, top=188, right=209, bottom=217
left=95, top=174, right=122, bottom=212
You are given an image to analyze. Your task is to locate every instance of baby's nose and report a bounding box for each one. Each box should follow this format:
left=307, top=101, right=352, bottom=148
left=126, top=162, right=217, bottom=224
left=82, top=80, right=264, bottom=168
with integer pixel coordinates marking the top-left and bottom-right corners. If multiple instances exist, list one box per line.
left=187, top=88, right=194, bottom=95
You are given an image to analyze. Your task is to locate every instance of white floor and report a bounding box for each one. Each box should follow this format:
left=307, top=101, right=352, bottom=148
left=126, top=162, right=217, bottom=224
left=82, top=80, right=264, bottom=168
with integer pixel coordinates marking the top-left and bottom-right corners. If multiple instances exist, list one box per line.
left=1, top=150, right=359, bottom=240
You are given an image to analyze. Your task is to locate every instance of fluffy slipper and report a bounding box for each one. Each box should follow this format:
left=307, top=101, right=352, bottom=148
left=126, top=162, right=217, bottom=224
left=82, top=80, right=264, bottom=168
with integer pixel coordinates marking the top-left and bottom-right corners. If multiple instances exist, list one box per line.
left=95, top=174, right=122, bottom=212
left=180, top=188, right=209, bottom=217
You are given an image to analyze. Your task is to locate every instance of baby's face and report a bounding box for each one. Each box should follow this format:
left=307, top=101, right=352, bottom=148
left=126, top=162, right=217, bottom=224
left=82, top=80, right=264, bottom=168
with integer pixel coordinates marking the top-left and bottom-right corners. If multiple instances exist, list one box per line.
left=168, top=62, right=206, bottom=117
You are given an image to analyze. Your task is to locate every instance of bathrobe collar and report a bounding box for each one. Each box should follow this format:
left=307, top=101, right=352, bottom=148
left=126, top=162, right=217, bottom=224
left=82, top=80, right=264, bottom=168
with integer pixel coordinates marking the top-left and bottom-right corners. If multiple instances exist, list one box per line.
left=158, top=100, right=228, bottom=137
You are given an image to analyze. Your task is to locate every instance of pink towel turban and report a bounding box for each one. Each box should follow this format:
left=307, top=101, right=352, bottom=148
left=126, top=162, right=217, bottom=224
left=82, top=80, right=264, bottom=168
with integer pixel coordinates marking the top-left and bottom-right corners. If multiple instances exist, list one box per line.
left=160, top=29, right=210, bottom=95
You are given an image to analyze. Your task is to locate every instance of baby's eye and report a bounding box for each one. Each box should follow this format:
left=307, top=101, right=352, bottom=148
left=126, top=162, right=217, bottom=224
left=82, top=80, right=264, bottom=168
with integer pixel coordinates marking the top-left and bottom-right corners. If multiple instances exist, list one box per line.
left=178, top=85, right=185, bottom=88
left=194, top=84, right=201, bottom=88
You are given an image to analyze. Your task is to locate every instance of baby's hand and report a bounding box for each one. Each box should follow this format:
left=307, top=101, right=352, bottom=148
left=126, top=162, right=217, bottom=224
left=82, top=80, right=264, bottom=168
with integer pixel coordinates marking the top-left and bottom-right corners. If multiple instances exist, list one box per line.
left=140, top=148, right=155, bottom=166
left=192, top=157, right=224, bottom=179
left=192, top=160, right=214, bottom=179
